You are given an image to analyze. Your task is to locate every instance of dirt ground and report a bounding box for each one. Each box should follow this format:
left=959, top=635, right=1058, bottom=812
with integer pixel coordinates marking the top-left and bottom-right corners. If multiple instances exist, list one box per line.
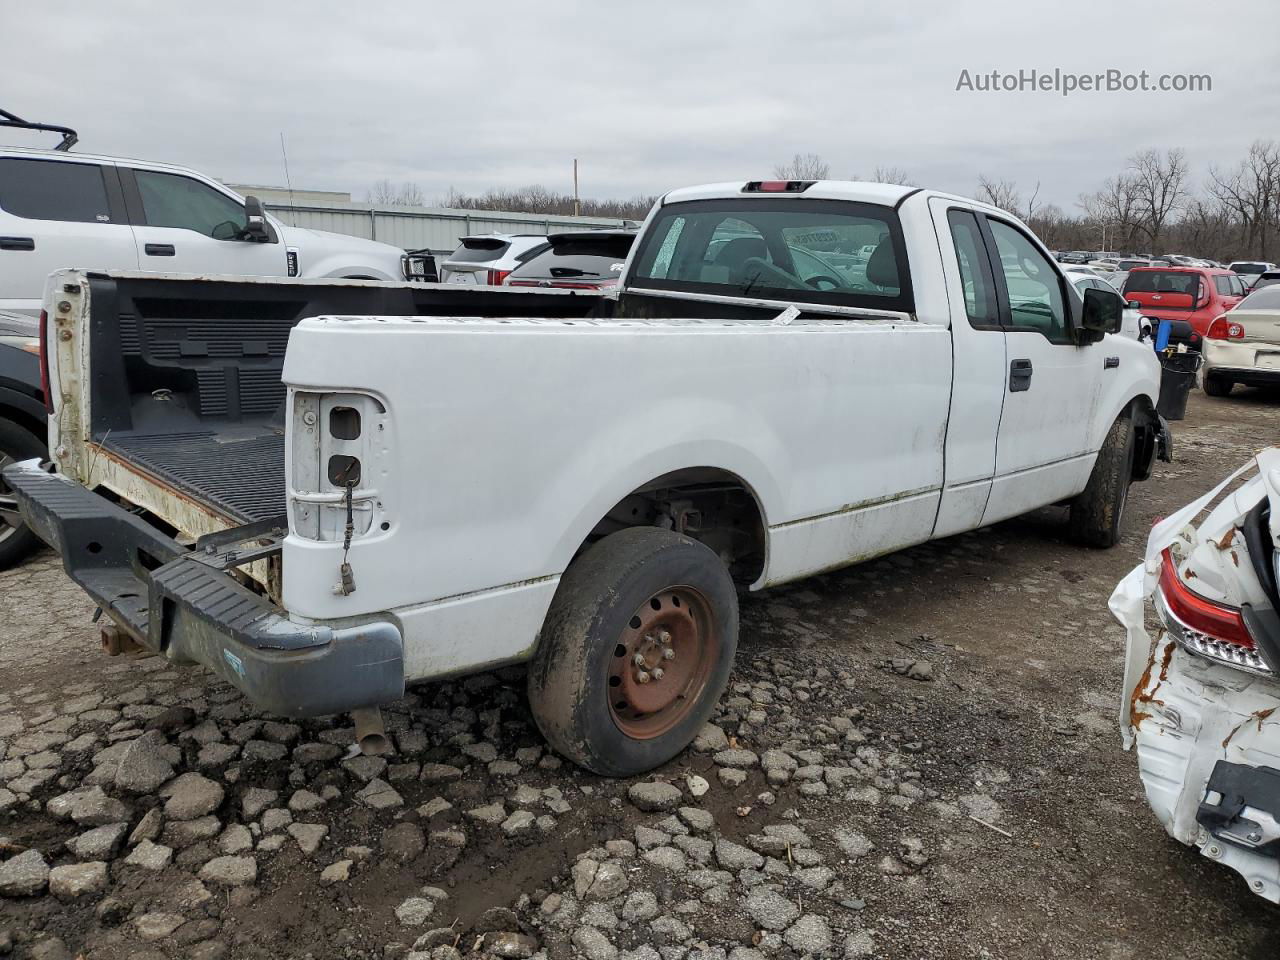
left=0, top=388, right=1277, bottom=960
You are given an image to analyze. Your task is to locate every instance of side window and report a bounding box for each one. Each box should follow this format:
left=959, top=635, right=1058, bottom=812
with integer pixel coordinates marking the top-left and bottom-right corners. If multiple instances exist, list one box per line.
left=987, top=219, right=1068, bottom=343
left=134, top=170, right=248, bottom=239
left=1213, top=275, right=1234, bottom=296
left=0, top=158, right=112, bottom=223
left=645, top=216, right=686, bottom=279
left=947, top=209, right=998, bottom=328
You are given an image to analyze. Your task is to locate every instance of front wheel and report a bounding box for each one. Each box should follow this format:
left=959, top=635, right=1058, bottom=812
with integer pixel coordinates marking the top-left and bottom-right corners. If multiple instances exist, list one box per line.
left=1067, top=411, right=1135, bottom=548
left=528, top=527, right=738, bottom=776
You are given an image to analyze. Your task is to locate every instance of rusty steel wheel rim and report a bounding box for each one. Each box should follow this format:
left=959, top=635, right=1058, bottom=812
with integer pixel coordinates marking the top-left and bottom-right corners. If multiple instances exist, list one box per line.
left=607, top=585, right=720, bottom=740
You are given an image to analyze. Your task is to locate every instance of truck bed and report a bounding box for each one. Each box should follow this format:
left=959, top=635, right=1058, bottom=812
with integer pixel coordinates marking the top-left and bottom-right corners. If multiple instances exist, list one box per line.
left=62, top=273, right=613, bottom=531
left=101, top=430, right=285, bottom=524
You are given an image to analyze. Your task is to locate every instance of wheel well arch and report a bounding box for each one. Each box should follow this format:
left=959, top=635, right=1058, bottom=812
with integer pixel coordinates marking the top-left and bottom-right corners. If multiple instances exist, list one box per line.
left=0, top=404, right=47, bottom=449
left=574, top=466, right=769, bottom=587
left=1127, top=392, right=1166, bottom=481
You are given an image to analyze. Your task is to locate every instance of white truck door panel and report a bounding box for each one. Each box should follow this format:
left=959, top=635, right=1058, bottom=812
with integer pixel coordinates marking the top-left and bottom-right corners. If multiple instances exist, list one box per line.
left=125, top=168, right=288, bottom=278
left=928, top=200, right=1007, bottom=538
left=0, top=157, right=138, bottom=315
left=981, top=216, right=1103, bottom=523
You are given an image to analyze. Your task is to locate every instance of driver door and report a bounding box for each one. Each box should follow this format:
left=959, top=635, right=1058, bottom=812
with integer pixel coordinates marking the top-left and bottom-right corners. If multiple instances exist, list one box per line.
left=979, top=214, right=1104, bottom=525
left=122, top=167, right=288, bottom=278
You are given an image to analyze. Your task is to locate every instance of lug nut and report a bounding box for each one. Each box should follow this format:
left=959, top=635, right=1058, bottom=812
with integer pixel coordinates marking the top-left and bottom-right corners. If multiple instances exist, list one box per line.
left=633, top=653, right=647, bottom=668
left=652, top=667, right=665, bottom=680
left=658, top=629, right=672, bottom=644
left=636, top=671, right=651, bottom=684
left=662, top=647, right=675, bottom=660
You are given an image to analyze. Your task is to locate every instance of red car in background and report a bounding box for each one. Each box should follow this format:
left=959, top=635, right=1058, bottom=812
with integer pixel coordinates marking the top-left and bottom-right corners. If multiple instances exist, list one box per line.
left=1122, top=266, right=1247, bottom=349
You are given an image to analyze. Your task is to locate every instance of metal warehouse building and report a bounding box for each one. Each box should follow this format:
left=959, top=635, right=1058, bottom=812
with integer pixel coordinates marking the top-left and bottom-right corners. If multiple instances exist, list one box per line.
left=226, top=184, right=626, bottom=254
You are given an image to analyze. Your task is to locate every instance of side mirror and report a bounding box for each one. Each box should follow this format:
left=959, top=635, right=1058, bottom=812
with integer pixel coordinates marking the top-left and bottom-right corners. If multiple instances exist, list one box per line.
left=242, top=196, right=270, bottom=242
left=1080, top=286, right=1123, bottom=338
left=1126, top=299, right=1142, bottom=310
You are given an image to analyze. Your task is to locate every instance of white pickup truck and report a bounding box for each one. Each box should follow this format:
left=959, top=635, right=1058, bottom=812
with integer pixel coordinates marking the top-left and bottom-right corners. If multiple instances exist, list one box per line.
left=8, top=178, right=1169, bottom=775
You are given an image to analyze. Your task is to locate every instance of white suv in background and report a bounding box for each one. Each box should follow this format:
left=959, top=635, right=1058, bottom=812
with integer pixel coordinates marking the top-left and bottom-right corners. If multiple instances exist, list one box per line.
left=0, top=146, right=412, bottom=315
left=439, top=233, right=549, bottom=285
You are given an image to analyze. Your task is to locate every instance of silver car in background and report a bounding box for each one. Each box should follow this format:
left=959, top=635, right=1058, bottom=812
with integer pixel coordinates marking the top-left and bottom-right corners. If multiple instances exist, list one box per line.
left=439, top=233, right=549, bottom=285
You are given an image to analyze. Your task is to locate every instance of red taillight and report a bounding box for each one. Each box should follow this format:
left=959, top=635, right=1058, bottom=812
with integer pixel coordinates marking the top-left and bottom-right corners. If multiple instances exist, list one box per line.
left=1157, top=548, right=1253, bottom=648
left=38, top=310, right=51, bottom=413
left=742, top=180, right=815, bottom=193
left=487, top=269, right=511, bottom=286
left=1206, top=316, right=1244, bottom=340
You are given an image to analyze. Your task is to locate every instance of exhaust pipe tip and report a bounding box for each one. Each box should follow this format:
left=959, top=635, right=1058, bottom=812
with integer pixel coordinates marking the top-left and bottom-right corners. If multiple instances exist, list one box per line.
left=351, top=707, right=392, bottom=757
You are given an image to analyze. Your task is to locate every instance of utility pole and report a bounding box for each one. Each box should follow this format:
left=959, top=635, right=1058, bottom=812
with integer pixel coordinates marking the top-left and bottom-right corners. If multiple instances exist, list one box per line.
left=573, top=158, right=580, bottom=217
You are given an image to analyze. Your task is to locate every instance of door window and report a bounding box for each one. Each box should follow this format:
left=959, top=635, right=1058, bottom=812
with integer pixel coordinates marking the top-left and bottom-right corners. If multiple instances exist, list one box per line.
left=134, top=170, right=248, bottom=239
left=947, top=210, right=999, bottom=328
left=987, top=219, right=1069, bottom=343
left=0, top=158, right=113, bottom=223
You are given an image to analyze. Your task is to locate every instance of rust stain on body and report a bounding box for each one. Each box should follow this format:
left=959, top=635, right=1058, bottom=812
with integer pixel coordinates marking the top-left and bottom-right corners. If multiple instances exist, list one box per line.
left=1130, top=639, right=1174, bottom=731
left=1222, top=707, right=1277, bottom=749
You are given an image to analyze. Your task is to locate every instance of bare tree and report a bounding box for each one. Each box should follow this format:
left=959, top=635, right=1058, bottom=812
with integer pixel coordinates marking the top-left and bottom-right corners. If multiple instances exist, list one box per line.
left=1079, top=174, right=1143, bottom=250
left=773, top=153, right=830, bottom=180
left=975, top=175, right=1022, bottom=215
left=367, top=179, right=426, bottom=206
left=1127, top=148, right=1189, bottom=251
left=870, top=165, right=916, bottom=186
left=1208, top=140, right=1280, bottom=260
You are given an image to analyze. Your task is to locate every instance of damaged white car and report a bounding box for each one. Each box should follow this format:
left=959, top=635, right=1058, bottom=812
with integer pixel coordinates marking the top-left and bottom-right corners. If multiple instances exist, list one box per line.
left=1112, top=448, right=1280, bottom=905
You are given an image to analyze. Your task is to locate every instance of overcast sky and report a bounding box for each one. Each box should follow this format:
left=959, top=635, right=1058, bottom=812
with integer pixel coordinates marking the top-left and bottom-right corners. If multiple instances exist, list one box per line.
left=4, top=0, right=1278, bottom=211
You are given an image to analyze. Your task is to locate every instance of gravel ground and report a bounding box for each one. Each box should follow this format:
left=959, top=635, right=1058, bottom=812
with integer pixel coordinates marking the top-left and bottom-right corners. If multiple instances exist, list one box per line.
left=0, top=389, right=1277, bottom=960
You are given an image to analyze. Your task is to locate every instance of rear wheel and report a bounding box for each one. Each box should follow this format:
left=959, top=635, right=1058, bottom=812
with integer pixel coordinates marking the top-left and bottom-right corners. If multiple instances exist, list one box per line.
left=528, top=527, right=738, bottom=776
left=1068, top=411, right=1135, bottom=548
left=0, top=419, right=46, bottom=569
left=1203, top=374, right=1233, bottom=397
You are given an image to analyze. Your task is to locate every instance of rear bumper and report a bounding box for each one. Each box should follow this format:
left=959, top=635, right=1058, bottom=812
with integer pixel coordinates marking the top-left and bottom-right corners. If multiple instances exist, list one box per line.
left=4, top=461, right=404, bottom=717
left=1202, top=341, right=1280, bottom=388
left=1126, top=636, right=1280, bottom=903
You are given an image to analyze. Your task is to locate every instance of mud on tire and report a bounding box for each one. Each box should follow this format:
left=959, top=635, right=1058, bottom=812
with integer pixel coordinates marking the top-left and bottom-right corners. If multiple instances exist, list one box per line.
left=1068, top=409, right=1135, bottom=548
left=527, top=527, right=738, bottom=777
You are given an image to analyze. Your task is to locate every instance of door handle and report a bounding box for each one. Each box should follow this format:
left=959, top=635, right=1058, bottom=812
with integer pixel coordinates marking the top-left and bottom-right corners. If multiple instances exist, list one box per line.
left=0, top=236, right=34, bottom=251
left=1009, top=358, right=1033, bottom=392
left=144, top=243, right=176, bottom=257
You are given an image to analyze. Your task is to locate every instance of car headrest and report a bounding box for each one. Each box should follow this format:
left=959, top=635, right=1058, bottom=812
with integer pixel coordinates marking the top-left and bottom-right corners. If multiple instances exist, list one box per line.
left=714, top=237, right=768, bottom=269
left=866, top=241, right=899, bottom=288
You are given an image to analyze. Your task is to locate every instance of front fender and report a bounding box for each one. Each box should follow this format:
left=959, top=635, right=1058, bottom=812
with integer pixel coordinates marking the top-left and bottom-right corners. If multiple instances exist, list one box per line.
left=305, top=257, right=399, bottom=282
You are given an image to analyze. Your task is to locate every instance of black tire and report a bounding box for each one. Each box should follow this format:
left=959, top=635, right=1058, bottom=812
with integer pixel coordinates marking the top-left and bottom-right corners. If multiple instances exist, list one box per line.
left=528, top=527, right=738, bottom=776
left=0, top=419, right=46, bottom=569
left=1203, top=374, right=1233, bottom=397
left=1068, top=411, right=1135, bottom=548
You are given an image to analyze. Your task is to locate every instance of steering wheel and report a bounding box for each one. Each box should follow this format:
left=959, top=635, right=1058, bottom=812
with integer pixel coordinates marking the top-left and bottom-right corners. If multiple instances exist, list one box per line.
left=803, top=275, right=843, bottom=291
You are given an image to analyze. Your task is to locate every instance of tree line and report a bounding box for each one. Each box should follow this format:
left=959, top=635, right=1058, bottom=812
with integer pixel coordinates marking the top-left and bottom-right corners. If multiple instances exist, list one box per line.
left=368, top=141, right=1280, bottom=262
left=367, top=179, right=657, bottom=220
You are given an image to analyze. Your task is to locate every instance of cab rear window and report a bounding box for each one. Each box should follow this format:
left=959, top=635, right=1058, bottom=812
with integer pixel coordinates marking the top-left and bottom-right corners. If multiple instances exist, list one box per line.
left=629, top=198, right=913, bottom=312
